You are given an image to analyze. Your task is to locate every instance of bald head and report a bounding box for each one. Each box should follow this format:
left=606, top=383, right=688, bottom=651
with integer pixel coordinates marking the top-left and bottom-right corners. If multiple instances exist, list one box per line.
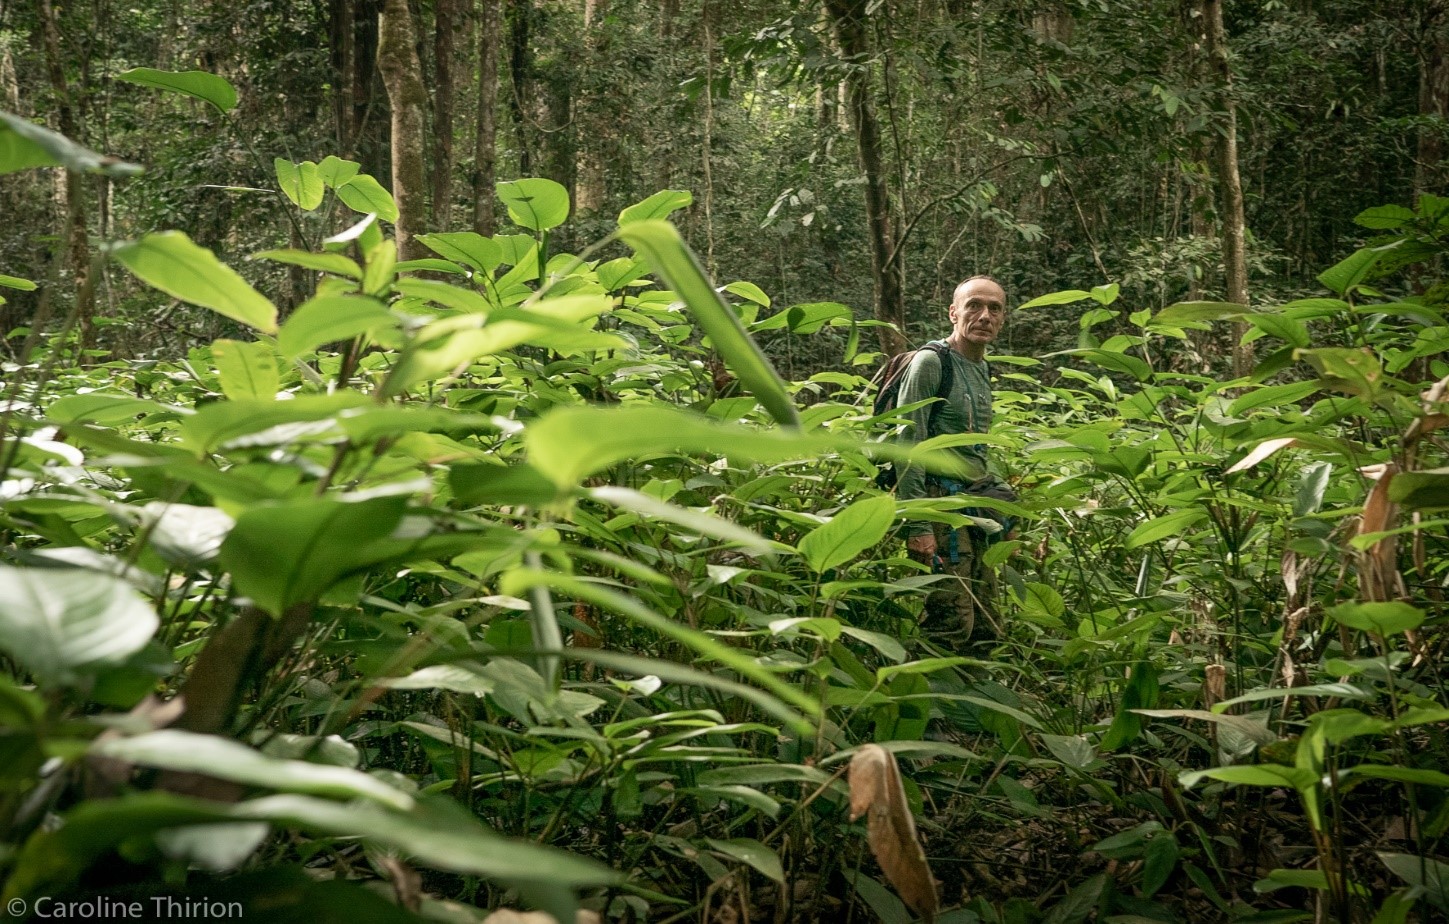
left=946, top=276, right=1007, bottom=360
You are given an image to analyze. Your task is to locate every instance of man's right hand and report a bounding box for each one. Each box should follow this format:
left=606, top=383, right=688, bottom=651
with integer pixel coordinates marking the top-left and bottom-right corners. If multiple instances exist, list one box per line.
left=907, top=533, right=937, bottom=561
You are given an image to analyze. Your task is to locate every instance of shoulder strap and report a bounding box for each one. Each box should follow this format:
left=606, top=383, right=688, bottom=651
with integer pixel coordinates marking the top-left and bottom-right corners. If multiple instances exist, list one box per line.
left=921, top=341, right=954, bottom=436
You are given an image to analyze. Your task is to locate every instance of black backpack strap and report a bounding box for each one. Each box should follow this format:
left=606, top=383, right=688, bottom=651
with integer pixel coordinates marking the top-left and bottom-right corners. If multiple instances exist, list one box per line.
left=920, top=341, right=955, bottom=437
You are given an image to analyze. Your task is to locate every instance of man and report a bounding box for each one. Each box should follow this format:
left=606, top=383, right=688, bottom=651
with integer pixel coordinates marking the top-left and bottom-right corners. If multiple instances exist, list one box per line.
left=894, top=275, right=1010, bottom=641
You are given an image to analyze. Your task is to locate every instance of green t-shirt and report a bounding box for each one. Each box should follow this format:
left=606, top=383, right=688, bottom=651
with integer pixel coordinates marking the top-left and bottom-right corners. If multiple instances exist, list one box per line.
left=893, top=342, right=992, bottom=536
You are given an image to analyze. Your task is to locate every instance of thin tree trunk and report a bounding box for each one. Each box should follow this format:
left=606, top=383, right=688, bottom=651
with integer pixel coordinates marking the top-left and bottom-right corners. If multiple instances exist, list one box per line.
left=1417, top=1, right=1449, bottom=196
left=1201, top=0, right=1251, bottom=376
left=508, top=0, right=532, bottom=176
left=378, top=0, right=430, bottom=259
left=474, top=0, right=501, bottom=235
left=332, top=0, right=355, bottom=153
left=701, top=0, right=716, bottom=275
left=37, top=0, right=94, bottom=355
left=824, top=0, right=906, bottom=354
left=432, top=0, right=458, bottom=229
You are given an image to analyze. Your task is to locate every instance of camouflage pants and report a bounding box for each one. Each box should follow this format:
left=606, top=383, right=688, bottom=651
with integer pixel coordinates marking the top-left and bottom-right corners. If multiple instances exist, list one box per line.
left=911, top=484, right=1000, bottom=643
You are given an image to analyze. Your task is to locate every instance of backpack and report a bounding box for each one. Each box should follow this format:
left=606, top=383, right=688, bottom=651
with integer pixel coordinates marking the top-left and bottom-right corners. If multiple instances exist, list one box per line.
left=871, top=341, right=955, bottom=490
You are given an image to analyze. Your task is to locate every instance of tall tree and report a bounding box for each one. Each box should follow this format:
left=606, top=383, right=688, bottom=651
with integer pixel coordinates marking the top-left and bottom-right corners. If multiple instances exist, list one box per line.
left=474, top=0, right=502, bottom=235
left=1416, top=0, right=1449, bottom=195
left=574, top=0, right=607, bottom=215
left=824, top=0, right=906, bottom=354
left=37, top=0, right=94, bottom=353
left=432, top=0, right=459, bottom=230
left=378, top=0, right=429, bottom=259
left=1199, top=0, right=1250, bottom=376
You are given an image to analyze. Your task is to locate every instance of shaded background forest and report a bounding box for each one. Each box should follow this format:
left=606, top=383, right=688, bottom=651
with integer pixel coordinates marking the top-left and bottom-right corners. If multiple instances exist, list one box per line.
left=4, top=0, right=1446, bottom=365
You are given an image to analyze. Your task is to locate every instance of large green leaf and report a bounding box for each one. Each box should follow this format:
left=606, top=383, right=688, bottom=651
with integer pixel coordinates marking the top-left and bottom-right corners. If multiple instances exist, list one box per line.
left=0, top=567, right=159, bottom=685
left=619, top=189, right=693, bottom=225
left=524, top=404, right=832, bottom=490
left=1179, top=763, right=1316, bottom=792
left=1125, top=509, right=1207, bottom=549
left=212, top=338, right=280, bottom=400
left=277, top=295, right=395, bottom=359
left=705, top=838, right=784, bottom=883
left=336, top=174, right=399, bottom=223
left=179, top=393, right=364, bottom=452
left=252, top=248, right=362, bottom=280
left=797, top=494, right=896, bottom=573
left=140, top=502, right=235, bottom=569
left=117, top=67, right=238, bottom=112
left=1317, top=247, right=1382, bottom=295
left=3, top=792, right=614, bottom=907
left=497, top=177, right=570, bottom=231
left=91, top=730, right=415, bottom=809
left=219, top=496, right=409, bottom=615
left=274, top=158, right=324, bottom=210
left=0, top=111, right=141, bottom=176
left=416, top=232, right=504, bottom=273
left=1328, top=601, right=1425, bottom=636
left=617, top=220, right=798, bottom=427
left=1388, top=468, right=1449, bottom=511
left=112, top=232, right=278, bottom=334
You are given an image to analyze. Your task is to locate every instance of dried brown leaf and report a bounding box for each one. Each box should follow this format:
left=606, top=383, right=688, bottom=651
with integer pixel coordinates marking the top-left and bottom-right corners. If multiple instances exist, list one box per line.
left=848, top=744, right=940, bottom=923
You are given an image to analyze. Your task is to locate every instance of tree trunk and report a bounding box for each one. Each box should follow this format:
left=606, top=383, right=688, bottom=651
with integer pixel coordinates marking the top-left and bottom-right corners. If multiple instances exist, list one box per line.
left=474, top=0, right=502, bottom=235
left=1201, top=0, right=1250, bottom=377
left=331, top=0, right=355, bottom=152
left=1417, top=1, right=1449, bottom=196
left=378, top=0, right=430, bottom=259
left=432, top=0, right=458, bottom=229
left=508, top=0, right=532, bottom=176
left=37, top=0, right=94, bottom=355
left=574, top=0, right=607, bottom=215
left=824, top=0, right=906, bottom=354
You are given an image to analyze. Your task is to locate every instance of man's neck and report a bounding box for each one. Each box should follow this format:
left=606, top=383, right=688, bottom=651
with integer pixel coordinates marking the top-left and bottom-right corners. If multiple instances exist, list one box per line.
left=945, top=333, right=987, bottom=362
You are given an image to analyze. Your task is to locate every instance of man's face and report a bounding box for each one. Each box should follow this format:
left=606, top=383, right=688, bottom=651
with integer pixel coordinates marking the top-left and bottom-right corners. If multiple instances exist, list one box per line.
left=949, top=279, right=1007, bottom=347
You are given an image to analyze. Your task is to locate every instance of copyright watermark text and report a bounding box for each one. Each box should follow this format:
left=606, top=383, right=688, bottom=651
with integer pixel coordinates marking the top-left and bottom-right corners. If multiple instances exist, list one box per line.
left=7, top=896, right=244, bottom=919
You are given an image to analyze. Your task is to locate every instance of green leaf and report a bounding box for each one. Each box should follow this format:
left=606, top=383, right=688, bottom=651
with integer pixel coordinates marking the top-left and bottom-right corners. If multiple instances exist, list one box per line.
left=212, top=339, right=280, bottom=400
left=705, top=838, right=783, bottom=883
left=336, top=174, right=399, bottom=223
left=1089, top=283, right=1119, bottom=306
left=274, top=159, right=324, bottom=210
left=1150, top=301, right=1247, bottom=328
left=1132, top=709, right=1276, bottom=746
left=523, top=404, right=831, bottom=490
left=723, top=280, right=771, bottom=307
left=1179, top=763, right=1316, bottom=792
left=416, top=232, right=503, bottom=273
left=112, top=232, right=278, bottom=334
left=1018, top=289, right=1092, bottom=309
left=1355, top=205, right=1416, bottom=230
left=381, top=296, right=617, bottom=398
left=0, top=273, right=37, bottom=290
left=797, top=494, right=895, bottom=573
left=1379, top=852, right=1449, bottom=910
left=450, top=463, right=562, bottom=508
left=1328, top=601, right=1425, bottom=636
left=317, top=155, right=361, bottom=189
left=1388, top=468, right=1449, bottom=511
left=0, top=566, right=159, bottom=685
left=1317, top=247, right=1383, bottom=295
left=252, top=249, right=362, bottom=280
left=590, top=486, right=775, bottom=553
left=501, top=570, right=818, bottom=726
left=219, top=496, right=409, bottom=616
left=1125, top=509, right=1207, bottom=549
left=498, top=178, right=570, bottom=231
left=618, top=220, right=797, bottom=427
left=0, top=111, right=142, bottom=176
left=179, top=393, right=361, bottom=452
left=1345, top=765, right=1449, bottom=788
left=1295, top=346, right=1382, bottom=397
left=140, top=502, right=234, bottom=569
left=1215, top=683, right=1372, bottom=711
left=116, top=67, right=238, bottom=112
left=91, top=730, right=414, bottom=809
left=619, top=189, right=693, bottom=225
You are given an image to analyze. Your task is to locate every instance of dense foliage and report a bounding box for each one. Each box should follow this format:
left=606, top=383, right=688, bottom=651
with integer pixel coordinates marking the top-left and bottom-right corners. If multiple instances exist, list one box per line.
left=2, top=2, right=1449, bottom=922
